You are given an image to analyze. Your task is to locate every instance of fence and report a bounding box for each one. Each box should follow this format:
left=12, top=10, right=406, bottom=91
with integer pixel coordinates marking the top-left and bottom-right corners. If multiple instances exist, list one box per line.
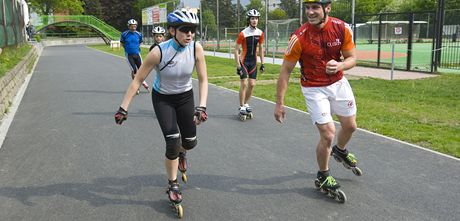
left=439, top=9, right=460, bottom=69
left=0, top=0, right=26, bottom=48
left=354, top=12, right=437, bottom=72
left=137, top=1, right=459, bottom=72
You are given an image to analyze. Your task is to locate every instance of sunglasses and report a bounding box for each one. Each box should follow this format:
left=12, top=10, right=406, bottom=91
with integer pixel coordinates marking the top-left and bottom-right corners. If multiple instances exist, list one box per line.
left=178, top=26, right=197, bottom=34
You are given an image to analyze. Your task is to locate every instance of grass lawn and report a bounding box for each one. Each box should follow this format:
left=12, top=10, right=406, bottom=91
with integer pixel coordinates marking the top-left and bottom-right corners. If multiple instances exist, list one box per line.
left=0, top=44, right=32, bottom=78
left=89, top=44, right=460, bottom=158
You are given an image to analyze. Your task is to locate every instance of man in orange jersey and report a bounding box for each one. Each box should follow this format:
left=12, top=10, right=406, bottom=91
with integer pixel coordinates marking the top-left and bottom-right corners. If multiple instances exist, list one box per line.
left=234, top=9, right=265, bottom=121
left=274, top=0, right=362, bottom=192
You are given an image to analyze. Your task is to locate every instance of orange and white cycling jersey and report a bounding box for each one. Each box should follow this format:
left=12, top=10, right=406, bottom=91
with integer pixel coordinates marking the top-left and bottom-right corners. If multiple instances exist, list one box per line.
left=236, top=26, right=265, bottom=66
left=284, top=17, right=354, bottom=87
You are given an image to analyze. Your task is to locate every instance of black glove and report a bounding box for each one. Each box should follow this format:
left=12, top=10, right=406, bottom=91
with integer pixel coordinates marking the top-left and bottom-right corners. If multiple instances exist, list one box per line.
left=194, top=106, right=207, bottom=124
left=236, top=67, right=244, bottom=76
left=260, top=64, right=265, bottom=72
left=114, top=107, right=128, bottom=125
left=236, top=67, right=248, bottom=78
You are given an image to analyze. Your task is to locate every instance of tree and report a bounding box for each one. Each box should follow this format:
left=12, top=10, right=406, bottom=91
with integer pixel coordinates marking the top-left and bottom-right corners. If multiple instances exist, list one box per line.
left=398, top=0, right=436, bottom=13
left=98, top=0, right=139, bottom=31
left=133, top=0, right=180, bottom=14
left=279, top=0, right=299, bottom=18
left=29, top=0, right=84, bottom=15
left=269, top=8, right=288, bottom=20
left=202, top=0, right=236, bottom=29
left=245, top=0, right=266, bottom=29
left=201, top=8, right=217, bottom=40
left=82, top=0, right=102, bottom=17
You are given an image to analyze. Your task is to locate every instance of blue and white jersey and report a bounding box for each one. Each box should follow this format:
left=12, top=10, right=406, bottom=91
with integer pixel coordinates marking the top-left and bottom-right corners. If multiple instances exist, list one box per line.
left=120, top=30, right=143, bottom=55
left=153, top=39, right=196, bottom=95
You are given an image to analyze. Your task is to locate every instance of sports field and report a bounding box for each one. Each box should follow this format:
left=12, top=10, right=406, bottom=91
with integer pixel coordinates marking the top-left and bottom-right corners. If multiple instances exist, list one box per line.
left=201, top=40, right=459, bottom=72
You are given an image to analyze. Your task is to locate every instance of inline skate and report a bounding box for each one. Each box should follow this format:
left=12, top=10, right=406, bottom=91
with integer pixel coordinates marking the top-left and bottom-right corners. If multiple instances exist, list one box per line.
left=178, top=151, right=188, bottom=183
left=314, top=172, right=347, bottom=203
left=331, top=145, right=362, bottom=176
left=166, top=180, right=184, bottom=218
left=238, top=105, right=253, bottom=121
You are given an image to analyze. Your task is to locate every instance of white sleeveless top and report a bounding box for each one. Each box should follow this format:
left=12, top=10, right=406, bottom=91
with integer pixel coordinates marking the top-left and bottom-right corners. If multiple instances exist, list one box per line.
left=153, top=39, right=195, bottom=95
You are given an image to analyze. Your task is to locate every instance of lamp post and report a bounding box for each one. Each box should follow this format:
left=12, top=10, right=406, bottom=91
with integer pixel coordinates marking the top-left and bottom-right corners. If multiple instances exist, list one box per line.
left=265, top=0, right=268, bottom=54
left=217, top=0, right=219, bottom=49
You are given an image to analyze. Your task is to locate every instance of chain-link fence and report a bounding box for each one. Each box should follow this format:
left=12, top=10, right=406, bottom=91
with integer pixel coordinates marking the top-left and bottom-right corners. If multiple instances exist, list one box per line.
left=137, top=0, right=458, bottom=72
left=0, top=0, right=26, bottom=48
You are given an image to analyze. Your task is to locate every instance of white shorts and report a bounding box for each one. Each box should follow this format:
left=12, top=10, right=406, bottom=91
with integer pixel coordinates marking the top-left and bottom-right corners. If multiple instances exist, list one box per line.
left=301, top=77, right=357, bottom=125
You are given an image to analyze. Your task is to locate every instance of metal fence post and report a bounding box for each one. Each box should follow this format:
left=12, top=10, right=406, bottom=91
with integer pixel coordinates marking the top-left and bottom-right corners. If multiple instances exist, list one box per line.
left=391, top=42, right=395, bottom=80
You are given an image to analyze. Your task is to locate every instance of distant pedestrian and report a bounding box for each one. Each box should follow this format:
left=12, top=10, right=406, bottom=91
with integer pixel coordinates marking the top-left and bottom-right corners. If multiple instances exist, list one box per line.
left=149, top=26, right=166, bottom=51
left=120, top=19, right=149, bottom=94
left=234, top=9, right=265, bottom=121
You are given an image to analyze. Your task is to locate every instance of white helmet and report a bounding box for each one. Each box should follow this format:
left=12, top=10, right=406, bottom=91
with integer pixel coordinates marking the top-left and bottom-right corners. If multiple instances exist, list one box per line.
left=127, top=19, right=138, bottom=26
left=247, top=9, right=260, bottom=17
left=167, top=9, right=199, bottom=27
left=152, top=26, right=166, bottom=34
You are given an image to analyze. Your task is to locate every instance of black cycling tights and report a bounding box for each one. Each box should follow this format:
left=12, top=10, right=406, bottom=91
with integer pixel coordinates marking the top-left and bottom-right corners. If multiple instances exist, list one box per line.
left=152, top=89, right=196, bottom=156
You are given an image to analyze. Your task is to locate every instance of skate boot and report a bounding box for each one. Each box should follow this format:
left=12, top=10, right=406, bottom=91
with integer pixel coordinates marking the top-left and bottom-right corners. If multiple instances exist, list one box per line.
left=142, top=81, right=150, bottom=93
left=166, top=180, right=184, bottom=218
left=244, top=104, right=253, bottom=119
left=178, top=151, right=188, bottom=183
left=331, top=145, right=362, bottom=176
left=238, top=106, right=248, bottom=121
left=314, top=171, right=347, bottom=203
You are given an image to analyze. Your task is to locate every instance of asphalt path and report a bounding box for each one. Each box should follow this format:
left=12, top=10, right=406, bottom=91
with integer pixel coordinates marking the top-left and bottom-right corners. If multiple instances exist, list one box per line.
left=0, top=45, right=458, bottom=221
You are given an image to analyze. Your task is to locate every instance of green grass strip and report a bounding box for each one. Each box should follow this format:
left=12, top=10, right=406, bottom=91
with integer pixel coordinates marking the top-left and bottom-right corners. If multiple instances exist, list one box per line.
left=0, top=44, right=33, bottom=78
left=89, top=44, right=460, bottom=158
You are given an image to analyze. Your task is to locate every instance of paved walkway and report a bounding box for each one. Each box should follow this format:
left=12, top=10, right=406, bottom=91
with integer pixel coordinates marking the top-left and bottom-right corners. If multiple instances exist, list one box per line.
left=0, top=45, right=458, bottom=221
left=204, top=51, right=439, bottom=80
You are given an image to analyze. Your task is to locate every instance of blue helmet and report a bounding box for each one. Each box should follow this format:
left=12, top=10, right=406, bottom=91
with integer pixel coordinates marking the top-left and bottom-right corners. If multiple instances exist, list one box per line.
left=167, top=10, right=199, bottom=27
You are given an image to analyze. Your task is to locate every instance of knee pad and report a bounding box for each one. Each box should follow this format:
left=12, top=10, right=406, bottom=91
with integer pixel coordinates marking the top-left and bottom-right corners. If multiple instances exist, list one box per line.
left=165, top=133, right=181, bottom=160
left=182, top=136, right=197, bottom=150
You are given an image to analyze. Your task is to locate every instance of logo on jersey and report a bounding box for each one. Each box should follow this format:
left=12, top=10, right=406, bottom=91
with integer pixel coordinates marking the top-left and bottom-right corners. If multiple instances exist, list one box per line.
left=163, top=60, right=177, bottom=68
left=326, top=38, right=342, bottom=48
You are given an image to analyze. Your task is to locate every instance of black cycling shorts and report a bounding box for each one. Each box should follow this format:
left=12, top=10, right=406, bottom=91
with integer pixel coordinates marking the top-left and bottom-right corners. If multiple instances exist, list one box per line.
left=151, top=89, right=196, bottom=144
left=126, top=54, right=142, bottom=73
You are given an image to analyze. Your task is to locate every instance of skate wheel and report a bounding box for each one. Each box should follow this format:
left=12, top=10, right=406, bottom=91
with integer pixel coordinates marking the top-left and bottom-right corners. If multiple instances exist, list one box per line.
left=336, top=190, right=347, bottom=203
left=136, top=90, right=140, bottom=95
left=343, top=162, right=351, bottom=169
left=176, top=204, right=183, bottom=218
left=247, top=113, right=253, bottom=119
left=239, top=114, right=247, bottom=121
left=314, top=179, right=320, bottom=189
left=352, top=167, right=363, bottom=176
left=333, top=154, right=342, bottom=163
left=181, top=173, right=188, bottom=183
